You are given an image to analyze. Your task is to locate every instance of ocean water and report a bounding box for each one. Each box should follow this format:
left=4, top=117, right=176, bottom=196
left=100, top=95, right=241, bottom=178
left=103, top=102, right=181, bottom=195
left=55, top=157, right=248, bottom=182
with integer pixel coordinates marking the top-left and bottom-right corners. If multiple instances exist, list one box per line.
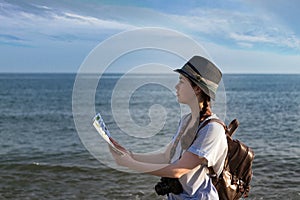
left=0, top=73, right=299, bottom=200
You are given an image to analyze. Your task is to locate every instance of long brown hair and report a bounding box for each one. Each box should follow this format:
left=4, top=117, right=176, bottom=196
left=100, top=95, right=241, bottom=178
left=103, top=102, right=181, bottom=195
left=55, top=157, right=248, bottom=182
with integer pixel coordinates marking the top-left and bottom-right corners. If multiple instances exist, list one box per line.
left=190, top=81, right=212, bottom=122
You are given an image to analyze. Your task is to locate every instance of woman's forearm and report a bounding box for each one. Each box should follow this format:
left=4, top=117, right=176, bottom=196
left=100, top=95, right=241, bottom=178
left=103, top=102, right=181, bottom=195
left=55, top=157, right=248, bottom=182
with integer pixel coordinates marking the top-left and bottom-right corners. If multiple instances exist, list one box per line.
left=149, top=151, right=206, bottom=178
left=131, top=142, right=172, bottom=164
left=115, top=151, right=204, bottom=178
left=126, top=157, right=192, bottom=178
left=131, top=151, right=168, bottom=164
left=125, top=158, right=169, bottom=174
left=111, top=143, right=204, bottom=178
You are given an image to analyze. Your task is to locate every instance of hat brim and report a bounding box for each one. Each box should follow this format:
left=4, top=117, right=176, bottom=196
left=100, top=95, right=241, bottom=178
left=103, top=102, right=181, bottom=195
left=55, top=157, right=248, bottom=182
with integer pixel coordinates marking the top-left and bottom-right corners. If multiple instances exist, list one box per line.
left=174, top=68, right=216, bottom=100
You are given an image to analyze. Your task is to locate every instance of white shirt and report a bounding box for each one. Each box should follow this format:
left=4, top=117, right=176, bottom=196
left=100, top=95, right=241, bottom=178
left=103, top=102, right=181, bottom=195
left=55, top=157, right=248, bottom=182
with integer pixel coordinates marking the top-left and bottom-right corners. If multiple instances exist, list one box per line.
left=168, top=114, right=228, bottom=200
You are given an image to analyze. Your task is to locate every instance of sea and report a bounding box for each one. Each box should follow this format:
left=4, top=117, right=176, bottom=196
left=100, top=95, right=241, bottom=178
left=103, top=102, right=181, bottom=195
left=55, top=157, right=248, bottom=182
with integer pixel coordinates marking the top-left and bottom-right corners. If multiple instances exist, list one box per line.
left=0, top=73, right=299, bottom=200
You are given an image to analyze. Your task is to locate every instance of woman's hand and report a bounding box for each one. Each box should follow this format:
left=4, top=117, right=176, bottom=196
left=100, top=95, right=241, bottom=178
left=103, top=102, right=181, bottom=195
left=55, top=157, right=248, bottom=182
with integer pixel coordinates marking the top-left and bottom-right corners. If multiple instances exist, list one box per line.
left=109, top=144, right=134, bottom=168
left=109, top=137, right=131, bottom=155
left=108, top=138, right=135, bottom=168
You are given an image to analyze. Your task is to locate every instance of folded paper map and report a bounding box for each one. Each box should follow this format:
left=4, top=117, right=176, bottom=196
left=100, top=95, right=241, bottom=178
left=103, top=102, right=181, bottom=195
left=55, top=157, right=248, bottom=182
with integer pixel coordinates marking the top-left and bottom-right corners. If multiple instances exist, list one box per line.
left=93, top=113, right=124, bottom=155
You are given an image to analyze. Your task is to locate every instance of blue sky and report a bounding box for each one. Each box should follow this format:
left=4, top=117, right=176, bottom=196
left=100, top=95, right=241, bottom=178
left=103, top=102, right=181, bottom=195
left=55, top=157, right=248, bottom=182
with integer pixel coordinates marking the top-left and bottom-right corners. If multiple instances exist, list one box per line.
left=0, top=0, right=300, bottom=73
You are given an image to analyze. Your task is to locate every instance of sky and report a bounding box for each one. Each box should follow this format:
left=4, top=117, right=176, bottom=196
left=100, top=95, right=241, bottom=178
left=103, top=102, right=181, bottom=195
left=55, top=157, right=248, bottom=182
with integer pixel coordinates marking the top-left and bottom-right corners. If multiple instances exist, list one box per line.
left=0, top=0, right=300, bottom=73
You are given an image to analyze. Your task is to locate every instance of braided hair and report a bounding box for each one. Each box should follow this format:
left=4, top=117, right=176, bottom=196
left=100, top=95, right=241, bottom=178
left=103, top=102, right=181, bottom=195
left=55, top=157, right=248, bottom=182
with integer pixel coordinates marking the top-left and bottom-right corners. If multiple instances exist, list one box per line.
left=199, top=91, right=212, bottom=122
left=190, top=81, right=212, bottom=122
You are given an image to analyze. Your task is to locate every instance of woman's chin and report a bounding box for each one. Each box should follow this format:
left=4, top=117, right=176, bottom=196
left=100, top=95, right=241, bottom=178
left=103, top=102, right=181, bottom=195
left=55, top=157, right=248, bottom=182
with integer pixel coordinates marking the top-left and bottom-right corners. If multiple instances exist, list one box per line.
left=176, top=97, right=184, bottom=104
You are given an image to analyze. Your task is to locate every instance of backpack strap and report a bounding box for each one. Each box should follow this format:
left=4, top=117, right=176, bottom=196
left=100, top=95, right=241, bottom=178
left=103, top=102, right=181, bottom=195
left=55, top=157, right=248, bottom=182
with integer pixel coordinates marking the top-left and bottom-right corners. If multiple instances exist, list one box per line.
left=198, top=118, right=240, bottom=178
left=198, top=118, right=239, bottom=137
left=197, top=118, right=227, bottom=132
left=227, top=119, right=239, bottom=136
left=196, top=118, right=227, bottom=177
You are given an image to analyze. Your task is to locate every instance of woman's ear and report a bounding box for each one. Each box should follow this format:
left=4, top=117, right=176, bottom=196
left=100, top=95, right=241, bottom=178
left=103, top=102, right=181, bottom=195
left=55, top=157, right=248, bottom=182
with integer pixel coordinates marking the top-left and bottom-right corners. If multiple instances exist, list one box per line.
left=193, top=86, right=201, bottom=95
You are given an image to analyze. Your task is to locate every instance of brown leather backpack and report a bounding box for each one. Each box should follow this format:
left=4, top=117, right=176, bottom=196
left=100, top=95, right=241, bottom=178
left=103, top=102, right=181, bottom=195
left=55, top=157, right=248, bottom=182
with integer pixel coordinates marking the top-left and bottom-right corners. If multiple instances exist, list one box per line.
left=198, top=118, right=255, bottom=200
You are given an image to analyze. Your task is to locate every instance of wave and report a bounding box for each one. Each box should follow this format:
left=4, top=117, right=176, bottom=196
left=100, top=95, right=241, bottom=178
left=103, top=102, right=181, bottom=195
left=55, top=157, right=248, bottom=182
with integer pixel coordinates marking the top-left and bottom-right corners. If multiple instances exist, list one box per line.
left=0, top=162, right=113, bottom=174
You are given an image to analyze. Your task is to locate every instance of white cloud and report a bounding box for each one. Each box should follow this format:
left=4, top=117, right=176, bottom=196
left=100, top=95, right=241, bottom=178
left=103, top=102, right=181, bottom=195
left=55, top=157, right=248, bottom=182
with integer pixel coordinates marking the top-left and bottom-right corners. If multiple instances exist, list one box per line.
left=169, top=11, right=230, bottom=35
left=229, top=33, right=273, bottom=43
left=54, top=12, right=135, bottom=30
left=204, top=41, right=300, bottom=73
left=166, top=8, right=300, bottom=52
left=1, top=0, right=300, bottom=73
left=0, top=1, right=136, bottom=44
left=2, top=1, right=299, bottom=52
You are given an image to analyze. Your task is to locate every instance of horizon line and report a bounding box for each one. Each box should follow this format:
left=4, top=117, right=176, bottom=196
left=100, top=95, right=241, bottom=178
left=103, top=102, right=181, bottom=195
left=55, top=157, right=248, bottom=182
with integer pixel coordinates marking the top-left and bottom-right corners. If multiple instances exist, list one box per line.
left=0, top=72, right=300, bottom=75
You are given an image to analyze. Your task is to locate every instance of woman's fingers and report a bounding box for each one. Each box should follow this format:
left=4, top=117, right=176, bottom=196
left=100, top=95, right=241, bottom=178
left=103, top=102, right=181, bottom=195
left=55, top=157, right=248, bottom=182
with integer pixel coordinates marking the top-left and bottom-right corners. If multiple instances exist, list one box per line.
left=109, top=138, right=129, bottom=153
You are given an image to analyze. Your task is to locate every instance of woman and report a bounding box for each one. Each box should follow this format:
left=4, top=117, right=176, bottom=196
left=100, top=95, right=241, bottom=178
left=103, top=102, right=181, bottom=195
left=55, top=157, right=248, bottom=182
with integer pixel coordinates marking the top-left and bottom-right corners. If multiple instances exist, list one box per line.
left=110, top=56, right=228, bottom=199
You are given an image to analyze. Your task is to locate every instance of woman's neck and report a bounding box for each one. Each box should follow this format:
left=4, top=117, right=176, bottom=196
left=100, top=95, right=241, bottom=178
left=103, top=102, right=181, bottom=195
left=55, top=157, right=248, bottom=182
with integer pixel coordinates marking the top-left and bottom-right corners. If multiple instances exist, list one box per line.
left=189, top=101, right=203, bottom=122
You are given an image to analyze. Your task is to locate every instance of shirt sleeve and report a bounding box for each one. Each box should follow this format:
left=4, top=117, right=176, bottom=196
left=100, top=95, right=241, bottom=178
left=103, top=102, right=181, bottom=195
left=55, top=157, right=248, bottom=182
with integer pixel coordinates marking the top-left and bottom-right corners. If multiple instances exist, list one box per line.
left=187, top=122, right=227, bottom=167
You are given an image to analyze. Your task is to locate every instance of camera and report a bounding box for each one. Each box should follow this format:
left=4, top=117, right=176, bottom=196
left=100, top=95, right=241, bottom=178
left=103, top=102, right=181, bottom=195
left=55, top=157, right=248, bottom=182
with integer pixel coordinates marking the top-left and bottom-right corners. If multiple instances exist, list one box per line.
left=154, top=177, right=183, bottom=195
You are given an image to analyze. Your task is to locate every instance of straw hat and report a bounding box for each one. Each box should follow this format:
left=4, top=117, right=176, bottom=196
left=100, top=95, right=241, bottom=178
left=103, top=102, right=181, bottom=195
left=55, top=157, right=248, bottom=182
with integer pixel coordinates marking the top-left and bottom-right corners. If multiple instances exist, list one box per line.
left=174, top=56, right=222, bottom=100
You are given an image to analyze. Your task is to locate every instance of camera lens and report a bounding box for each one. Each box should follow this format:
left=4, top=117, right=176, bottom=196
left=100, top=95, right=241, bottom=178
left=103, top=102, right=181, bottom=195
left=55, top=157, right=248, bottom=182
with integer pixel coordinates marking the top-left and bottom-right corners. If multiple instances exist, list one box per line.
left=155, top=182, right=170, bottom=195
left=155, top=177, right=183, bottom=196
